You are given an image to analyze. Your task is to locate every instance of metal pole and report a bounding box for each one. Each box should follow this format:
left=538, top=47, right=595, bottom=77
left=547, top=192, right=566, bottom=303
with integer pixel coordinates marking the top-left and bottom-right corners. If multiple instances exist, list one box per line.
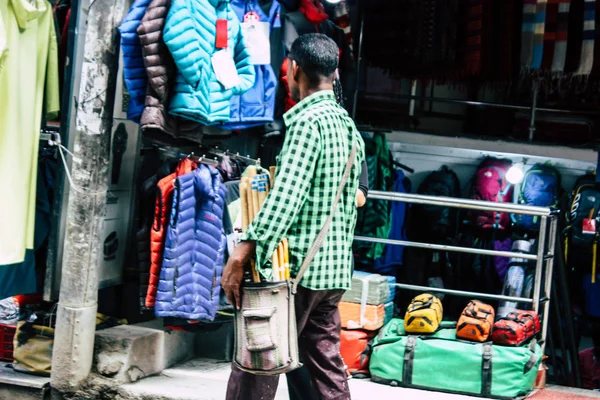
left=355, top=236, right=539, bottom=260
left=369, top=190, right=553, bottom=216
left=353, top=92, right=600, bottom=116
left=528, top=81, right=539, bottom=142
left=51, top=0, right=126, bottom=393
left=409, top=80, right=417, bottom=117
left=351, top=0, right=364, bottom=120
left=532, top=216, right=548, bottom=314
left=394, top=283, right=534, bottom=304
left=541, top=216, right=558, bottom=351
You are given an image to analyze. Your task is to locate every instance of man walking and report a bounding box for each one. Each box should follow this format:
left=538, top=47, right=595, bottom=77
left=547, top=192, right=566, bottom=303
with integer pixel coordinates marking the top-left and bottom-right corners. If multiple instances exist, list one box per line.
left=221, top=33, right=365, bottom=400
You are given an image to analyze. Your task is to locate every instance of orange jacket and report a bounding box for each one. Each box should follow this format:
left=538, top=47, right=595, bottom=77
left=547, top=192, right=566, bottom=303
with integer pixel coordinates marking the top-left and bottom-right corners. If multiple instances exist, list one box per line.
left=145, top=158, right=196, bottom=307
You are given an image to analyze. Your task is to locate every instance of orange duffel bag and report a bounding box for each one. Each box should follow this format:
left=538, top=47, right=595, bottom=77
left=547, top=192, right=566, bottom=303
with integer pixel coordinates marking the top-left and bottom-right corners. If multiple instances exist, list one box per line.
left=340, top=329, right=376, bottom=377
left=456, top=300, right=495, bottom=342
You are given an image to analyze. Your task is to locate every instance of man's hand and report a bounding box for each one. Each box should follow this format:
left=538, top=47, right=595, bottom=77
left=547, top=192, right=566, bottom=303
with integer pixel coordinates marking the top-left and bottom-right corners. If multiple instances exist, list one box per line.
left=221, top=241, right=257, bottom=310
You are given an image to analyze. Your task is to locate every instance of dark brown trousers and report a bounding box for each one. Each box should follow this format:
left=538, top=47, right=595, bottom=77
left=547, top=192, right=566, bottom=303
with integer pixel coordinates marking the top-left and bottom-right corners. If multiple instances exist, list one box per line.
left=225, top=286, right=350, bottom=400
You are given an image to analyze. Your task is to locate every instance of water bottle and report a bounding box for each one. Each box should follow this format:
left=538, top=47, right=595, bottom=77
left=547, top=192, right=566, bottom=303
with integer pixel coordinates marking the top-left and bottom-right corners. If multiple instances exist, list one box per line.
left=497, top=240, right=532, bottom=319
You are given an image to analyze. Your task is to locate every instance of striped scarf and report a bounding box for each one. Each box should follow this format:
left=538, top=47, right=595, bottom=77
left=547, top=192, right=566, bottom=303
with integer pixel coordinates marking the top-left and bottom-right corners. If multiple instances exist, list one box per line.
left=542, top=0, right=560, bottom=70
left=575, top=0, right=596, bottom=75
left=565, top=0, right=584, bottom=73
left=552, top=0, right=571, bottom=72
left=521, top=0, right=538, bottom=68
left=465, top=0, right=484, bottom=75
left=532, top=0, right=548, bottom=70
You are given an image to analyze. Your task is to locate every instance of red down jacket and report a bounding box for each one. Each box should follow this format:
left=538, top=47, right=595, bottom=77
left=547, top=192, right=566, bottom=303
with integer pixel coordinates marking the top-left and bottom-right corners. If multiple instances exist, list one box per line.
left=145, top=158, right=196, bottom=307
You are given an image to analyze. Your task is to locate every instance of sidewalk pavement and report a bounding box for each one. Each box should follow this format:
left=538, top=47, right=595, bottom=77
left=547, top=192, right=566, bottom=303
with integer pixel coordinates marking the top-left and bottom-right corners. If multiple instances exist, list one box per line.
left=120, top=358, right=483, bottom=400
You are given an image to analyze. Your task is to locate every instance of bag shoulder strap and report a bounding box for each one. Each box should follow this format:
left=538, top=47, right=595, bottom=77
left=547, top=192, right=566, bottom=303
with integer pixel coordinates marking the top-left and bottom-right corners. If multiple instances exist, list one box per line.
left=291, top=142, right=358, bottom=294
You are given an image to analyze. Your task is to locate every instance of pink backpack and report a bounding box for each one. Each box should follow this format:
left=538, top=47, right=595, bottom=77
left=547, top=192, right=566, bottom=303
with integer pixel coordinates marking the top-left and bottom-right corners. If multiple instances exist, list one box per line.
left=471, top=158, right=513, bottom=230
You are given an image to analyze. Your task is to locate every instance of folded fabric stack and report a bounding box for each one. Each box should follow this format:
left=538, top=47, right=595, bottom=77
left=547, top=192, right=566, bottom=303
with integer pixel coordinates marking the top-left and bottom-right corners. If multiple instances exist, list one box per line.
left=342, top=271, right=391, bottom=305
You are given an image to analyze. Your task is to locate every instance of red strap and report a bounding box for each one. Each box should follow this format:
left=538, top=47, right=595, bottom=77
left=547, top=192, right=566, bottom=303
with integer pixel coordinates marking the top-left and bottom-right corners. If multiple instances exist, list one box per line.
left=216, top=19, right=228, bottom=49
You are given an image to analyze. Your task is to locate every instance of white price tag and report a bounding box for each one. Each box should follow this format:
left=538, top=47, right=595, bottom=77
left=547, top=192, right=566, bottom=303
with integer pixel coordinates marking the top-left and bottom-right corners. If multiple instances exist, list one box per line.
left=211, top=49, right=241, bottom=89
left=241, top=21, right=271, bottom=65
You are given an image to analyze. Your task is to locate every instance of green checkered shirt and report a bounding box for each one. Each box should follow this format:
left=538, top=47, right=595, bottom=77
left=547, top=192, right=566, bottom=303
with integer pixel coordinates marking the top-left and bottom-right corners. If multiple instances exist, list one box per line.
left=243, top=90, right=365, bottom=290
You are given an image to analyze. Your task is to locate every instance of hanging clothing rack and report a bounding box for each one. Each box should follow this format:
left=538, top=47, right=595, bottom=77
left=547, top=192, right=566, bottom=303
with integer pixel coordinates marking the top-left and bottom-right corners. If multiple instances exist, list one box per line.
left=207, top=146, right=261, bottom=166
left=143, top=145, right=219, bottom=167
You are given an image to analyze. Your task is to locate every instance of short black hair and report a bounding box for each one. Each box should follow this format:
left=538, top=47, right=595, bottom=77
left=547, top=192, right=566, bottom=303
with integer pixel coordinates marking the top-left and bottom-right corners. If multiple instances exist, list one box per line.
left=288, top=33, right=339, bottom=83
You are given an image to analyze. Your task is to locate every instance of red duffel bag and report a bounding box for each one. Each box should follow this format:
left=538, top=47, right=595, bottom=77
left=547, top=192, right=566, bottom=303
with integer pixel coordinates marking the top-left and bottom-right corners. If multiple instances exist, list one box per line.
left=492, top=310, right=541, bottom=346
left=340, top=329, right=375, bottom=377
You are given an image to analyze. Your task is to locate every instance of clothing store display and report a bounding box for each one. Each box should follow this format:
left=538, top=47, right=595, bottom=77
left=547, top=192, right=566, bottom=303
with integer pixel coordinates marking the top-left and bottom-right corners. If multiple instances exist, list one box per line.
left=532, top=0, right=548, bottom=70
left=136, top=0, right=202, bottom=140
left=155, top=164, right=227, bottom=320
left=522, top=0, right=538, bottom=69
left=226, top=287, right=350, bottom=400
left=552, top=0, right=571, bottom=72
left=407, top=166, right=461, bottom=243
left=242, top=91, right=365, bottom=290
left=575, top=0, right=596, bottom=75
left=163, top=0, right=255, bottom=125
left=222, top=0, right=280, bottom=130
left=282, top=5, right=355, bottom=109
left=542, top=0, right=560, bottom=70
left=353, top=133, right=394, bottom=264
left=119, top=0, right=152, bottom=123
left=373, top=170, right=410, bottom=276
left=565, top=0, right=584, bottom=73
left=465, top=0, right=485, bottom=75
left=146, top=158, right=197, bottom=308
left=330, top=0, right=353, bottom=54
left=0, top=0, right=59, bottom=266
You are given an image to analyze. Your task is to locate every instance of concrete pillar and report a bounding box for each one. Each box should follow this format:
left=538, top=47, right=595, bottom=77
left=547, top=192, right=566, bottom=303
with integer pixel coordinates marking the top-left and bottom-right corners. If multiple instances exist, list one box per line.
left=50, top=0, right=127, bottom=393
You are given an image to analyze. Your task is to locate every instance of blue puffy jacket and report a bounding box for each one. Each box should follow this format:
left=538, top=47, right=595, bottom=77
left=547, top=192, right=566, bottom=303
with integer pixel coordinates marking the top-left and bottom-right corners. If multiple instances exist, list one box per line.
left=118, top=0, right=152, bottom=122
left=155, top=165, right=228, bottom=320
left=221, top=0, right=280, bottom=130
left=163, top=0, right=255, bottom=125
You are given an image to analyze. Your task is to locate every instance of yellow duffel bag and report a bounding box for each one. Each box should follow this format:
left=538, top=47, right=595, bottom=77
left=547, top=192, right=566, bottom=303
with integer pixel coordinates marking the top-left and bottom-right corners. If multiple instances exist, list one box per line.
left=404, top=294, right=443, bottom=334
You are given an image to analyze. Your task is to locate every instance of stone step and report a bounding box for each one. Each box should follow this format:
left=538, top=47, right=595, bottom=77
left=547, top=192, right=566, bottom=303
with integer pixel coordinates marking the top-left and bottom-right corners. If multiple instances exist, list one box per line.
left=93, top=322, right=195, bottom=384
left=0, top=363, right=50, bottom=400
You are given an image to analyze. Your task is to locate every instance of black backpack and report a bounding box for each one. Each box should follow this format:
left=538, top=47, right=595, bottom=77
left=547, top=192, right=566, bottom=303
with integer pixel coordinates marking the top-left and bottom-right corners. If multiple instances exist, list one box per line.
left=407, top=166, right=461, bottom=243
left=564, top=174, right=600, bottom=280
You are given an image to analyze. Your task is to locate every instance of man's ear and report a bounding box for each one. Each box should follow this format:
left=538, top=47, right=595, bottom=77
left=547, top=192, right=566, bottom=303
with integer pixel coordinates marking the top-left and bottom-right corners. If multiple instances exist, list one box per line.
left=292, top=60, right=301, bottom=82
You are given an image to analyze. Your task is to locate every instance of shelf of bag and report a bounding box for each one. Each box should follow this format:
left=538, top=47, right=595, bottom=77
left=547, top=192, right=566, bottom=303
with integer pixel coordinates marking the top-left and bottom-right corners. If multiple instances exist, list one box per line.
left=354, top=235, right=540, bottom=260
left=368, top=190, right=556, bottom=216
left=0, top=324, right=16, bottom=362
left=392, top=283, right=534, bottom=304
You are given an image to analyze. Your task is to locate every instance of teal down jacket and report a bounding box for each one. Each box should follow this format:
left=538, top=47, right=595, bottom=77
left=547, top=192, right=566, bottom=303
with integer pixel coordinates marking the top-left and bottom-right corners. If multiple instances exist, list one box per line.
left=163, top=0, right=255, bottom=125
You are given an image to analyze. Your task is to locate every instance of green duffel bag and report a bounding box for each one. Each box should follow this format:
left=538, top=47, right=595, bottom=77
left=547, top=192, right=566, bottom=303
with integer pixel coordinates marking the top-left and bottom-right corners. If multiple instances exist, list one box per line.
left=370, top=319, right=541, bottom=399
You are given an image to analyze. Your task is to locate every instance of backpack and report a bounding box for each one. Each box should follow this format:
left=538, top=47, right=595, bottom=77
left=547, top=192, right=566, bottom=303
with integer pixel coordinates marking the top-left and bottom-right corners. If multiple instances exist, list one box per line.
left=564, top=174, right=600, bottom=283
left=456, top=300, right=495, bottom=342
left=492, top=310, right=540, bottom=346
left=513, top=165, right=561, bottom=231
left=471, top=158, right=513, bottom=230
left=408, top=166, right=461, bottom=242
left=404, top=294, right=443, bottom=334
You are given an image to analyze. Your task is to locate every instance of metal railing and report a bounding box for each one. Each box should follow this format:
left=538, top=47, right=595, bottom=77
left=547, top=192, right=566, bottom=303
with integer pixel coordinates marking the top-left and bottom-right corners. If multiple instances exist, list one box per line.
left=355, top=190, right=559, bottom=350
